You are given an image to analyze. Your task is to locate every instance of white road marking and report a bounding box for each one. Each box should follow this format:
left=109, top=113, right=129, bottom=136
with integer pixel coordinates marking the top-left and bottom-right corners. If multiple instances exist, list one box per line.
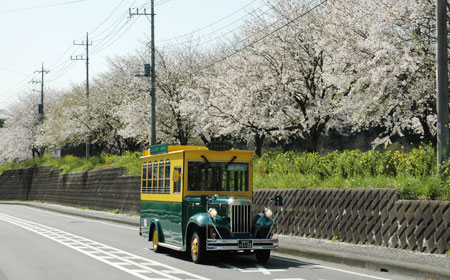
left=22, top=205, right=137, bottom=230
left=273, top=278, right=306, bottom=280
left=272, top=256, right=392, bottom=280
left=222, top=263, right=285, bottom=275
left=0, top=212, right=209, bottom=280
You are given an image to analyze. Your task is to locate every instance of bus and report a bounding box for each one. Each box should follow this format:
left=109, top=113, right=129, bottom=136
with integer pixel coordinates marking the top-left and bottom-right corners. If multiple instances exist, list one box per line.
left=139, top=143, right=281, bottom=264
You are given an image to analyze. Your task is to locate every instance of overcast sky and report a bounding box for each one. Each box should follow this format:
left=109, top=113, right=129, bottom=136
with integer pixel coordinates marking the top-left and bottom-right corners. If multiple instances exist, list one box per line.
left=0, top=0, right=263, bottom=112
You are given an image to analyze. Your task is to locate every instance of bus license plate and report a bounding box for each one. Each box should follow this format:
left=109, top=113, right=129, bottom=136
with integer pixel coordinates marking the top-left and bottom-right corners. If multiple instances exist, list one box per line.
left=238, top=240, right=252, bottom=249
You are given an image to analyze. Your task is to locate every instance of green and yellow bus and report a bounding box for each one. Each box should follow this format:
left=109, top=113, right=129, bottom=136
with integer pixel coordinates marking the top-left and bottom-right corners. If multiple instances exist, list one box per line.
left=139, top=143, right=280, bottom=263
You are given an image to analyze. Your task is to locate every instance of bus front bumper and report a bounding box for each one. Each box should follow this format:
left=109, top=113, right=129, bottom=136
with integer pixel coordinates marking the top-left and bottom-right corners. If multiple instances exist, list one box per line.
left=206, top=238, right=278, bottom=251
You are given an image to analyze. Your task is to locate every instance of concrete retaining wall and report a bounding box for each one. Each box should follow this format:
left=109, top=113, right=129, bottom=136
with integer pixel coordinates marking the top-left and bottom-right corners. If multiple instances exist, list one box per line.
left=0, top=167, right=140, bottom=213
left=0, top=167, right=448, bottom=253
left=253, top=189, right=449, bottom=254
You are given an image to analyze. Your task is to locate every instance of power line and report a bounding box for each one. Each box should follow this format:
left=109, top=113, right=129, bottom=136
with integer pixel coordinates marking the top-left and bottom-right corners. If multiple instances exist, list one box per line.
left=90, top=0, right=127, bottom=36
left=0, top=0, right=87, bottom=14
left=0, top=67, right=30, bottom=76
left=0, top=1, right=139, bottom=107
left=91, top=16, right=139, bottom=55
left=157, top=0, right=261, bottom=44
left=158, top=3, right=271, bottom=50
left=192, top=0, right=327, bottom=76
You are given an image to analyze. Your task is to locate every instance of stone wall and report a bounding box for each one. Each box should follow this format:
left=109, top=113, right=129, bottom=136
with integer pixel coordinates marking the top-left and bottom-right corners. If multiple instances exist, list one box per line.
left=0, top=167, right=448, bottom=253
left=253, top=189, right=449, bottom=254
left=0, top=167, right=140, bottom=213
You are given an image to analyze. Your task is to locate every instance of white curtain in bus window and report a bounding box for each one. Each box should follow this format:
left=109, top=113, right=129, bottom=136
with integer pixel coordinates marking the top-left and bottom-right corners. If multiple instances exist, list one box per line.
left=142, top=162, right=147, bottom=193
left=164, top=160, right=170, bottom=194
left=148, top=161, right=153, bottom=192
left=153, top=161, right=158, bottom=193
left=159, top=160, right=164, bottom=193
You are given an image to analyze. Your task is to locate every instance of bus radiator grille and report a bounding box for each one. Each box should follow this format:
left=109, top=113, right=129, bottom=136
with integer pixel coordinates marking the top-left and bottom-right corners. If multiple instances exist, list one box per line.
left=231, top=205, right=251, bottom=233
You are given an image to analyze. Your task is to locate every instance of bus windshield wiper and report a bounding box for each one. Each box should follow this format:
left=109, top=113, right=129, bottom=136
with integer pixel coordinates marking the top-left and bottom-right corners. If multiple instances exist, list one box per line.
left=201, top=155, right=211, bottom=166
left=226, top=156, right=237, bottom=167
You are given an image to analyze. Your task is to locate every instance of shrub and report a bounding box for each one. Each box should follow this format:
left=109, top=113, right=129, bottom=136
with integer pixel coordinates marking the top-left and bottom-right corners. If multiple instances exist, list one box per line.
left=254, top=145, right=448, bottom=201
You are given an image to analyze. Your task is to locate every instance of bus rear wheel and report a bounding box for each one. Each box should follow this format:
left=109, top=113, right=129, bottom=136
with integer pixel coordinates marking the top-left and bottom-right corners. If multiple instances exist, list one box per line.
left=190, top=231, right=206, bottom=264
left=151, top=227, right=163, bottom=253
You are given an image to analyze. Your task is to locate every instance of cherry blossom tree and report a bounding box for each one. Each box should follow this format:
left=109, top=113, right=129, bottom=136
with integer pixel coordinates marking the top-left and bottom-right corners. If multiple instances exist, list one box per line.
left=0, top=93, right=41, bottom=162
left=154, top=45, right=206, bottom=145
left=319, top=0, right=448, bottom=146
left=195, top=0, right=344, bottom=153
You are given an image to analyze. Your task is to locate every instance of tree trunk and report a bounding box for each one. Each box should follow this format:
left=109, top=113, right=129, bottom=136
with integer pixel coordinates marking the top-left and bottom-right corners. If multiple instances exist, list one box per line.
left=419, top=116, right=436, bottom=146
left=254, top=133, right=265, bottom=157
left=307, top=117, right=329, bottom=152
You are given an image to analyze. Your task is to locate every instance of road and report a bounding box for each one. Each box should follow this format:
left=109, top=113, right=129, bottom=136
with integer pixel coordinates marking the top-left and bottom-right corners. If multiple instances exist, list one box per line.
left=0, top=204, right=415, bottom=280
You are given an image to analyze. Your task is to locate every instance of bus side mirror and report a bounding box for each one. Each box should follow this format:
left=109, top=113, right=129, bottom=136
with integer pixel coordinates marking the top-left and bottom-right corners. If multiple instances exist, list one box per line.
left=200, top=195, right=208, bottom=206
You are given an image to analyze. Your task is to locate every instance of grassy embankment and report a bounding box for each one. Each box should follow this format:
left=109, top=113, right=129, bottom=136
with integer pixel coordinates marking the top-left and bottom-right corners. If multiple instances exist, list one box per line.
left=0, top=153, right=141, bottom=176
left=0, top=145, right=448, bottom=200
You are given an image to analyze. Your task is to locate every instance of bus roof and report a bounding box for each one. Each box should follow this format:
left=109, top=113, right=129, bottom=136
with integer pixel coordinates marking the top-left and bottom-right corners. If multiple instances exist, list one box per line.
left=142, top=145, right=207, bottom=157
left=141, top=145, right=253, bottom=158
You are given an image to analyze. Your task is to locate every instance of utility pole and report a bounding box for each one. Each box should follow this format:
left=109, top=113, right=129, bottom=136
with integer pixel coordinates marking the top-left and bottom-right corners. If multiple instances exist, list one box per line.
left=31, top=63, right=50, bottom=122
left=31, top=63, right=49, bottom=157
left=436, top=0, right=449, bottom=173
left=129, top=0, right=157, bottom=146
left=72, top=32, right=92, bottom=161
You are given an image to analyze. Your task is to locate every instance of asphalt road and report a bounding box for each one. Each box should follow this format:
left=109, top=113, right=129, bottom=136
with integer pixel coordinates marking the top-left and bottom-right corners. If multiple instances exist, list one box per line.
left=0, top=204, right=415, bottom=280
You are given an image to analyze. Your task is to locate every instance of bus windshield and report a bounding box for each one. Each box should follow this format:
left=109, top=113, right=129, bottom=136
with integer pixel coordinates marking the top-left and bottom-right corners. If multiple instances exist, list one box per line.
left=187, top=161, right=249, bottom=192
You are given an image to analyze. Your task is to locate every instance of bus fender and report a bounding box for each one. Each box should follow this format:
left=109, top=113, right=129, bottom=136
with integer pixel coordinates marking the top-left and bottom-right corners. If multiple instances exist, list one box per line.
left=149, top=219, right=164, bottom=242
left=184, top=213, right=208, bottom=248
left=187, top=213, right=208, bottom=227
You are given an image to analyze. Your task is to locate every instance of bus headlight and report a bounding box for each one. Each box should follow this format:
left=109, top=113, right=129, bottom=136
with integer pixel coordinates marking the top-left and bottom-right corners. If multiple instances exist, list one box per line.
left=208, top=208, right=218, bottom=218
left=264, top=208, right=273, bottom=218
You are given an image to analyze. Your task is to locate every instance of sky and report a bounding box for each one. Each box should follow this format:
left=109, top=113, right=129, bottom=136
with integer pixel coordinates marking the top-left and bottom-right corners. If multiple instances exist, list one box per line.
left=0, top=0, right=265, bottom=113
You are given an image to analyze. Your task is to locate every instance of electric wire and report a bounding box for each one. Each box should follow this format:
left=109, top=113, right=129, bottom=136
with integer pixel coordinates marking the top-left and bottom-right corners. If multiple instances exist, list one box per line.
left=191, top=0, right=327, bottom=76
left=0, top=67, right=30, bottom=76
left=158, top=2, right=271, bottom=50
left=89, top=0, right=127, bottom=36
left=0, top=0, right=87, bottom=14
left=91, top=16, right=139, bottom=55
left=90, top=0, right=170, bottom=55
left=157, top=0, right=261, bottom=44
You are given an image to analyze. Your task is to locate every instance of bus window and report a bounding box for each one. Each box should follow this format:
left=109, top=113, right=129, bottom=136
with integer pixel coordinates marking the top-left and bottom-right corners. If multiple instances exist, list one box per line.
left=148, top=161, right=153, bottom=191
left=188, top=161, right=249, bottom=192
left=164, top=160, right=170, bottom=194
left=153, top=161, right=158, bottom=193
left=159, top=160, right=164, bottom=193
left=173, top=167, right=182, bottom=193
left=142, top=162, right=147, bottom=193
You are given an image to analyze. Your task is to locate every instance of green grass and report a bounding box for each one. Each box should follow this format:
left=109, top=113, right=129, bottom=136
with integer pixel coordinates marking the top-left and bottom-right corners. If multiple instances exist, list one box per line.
left=253, top=172, right=449, bottom=200
left=1, top=146, right=449, bottom=201
left=106, top=209, right=121, bottom=214
left=252, top=145, right=450, bottom=200
left=0, top=152, right=142, bottom=175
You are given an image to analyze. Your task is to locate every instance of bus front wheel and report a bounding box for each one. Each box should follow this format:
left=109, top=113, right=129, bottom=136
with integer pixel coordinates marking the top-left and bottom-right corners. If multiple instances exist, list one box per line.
left=190, top=231, right=206, bottom=264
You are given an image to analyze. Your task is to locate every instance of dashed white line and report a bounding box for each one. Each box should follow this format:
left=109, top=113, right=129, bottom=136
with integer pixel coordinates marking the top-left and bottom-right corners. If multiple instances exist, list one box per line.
left=24, top=206, right=137, bottom=230
left=0, top=212, right=209, bottom=280
left=222, top=263, right=285, bottom=275
left=272, top=256, right=392, bottom=280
